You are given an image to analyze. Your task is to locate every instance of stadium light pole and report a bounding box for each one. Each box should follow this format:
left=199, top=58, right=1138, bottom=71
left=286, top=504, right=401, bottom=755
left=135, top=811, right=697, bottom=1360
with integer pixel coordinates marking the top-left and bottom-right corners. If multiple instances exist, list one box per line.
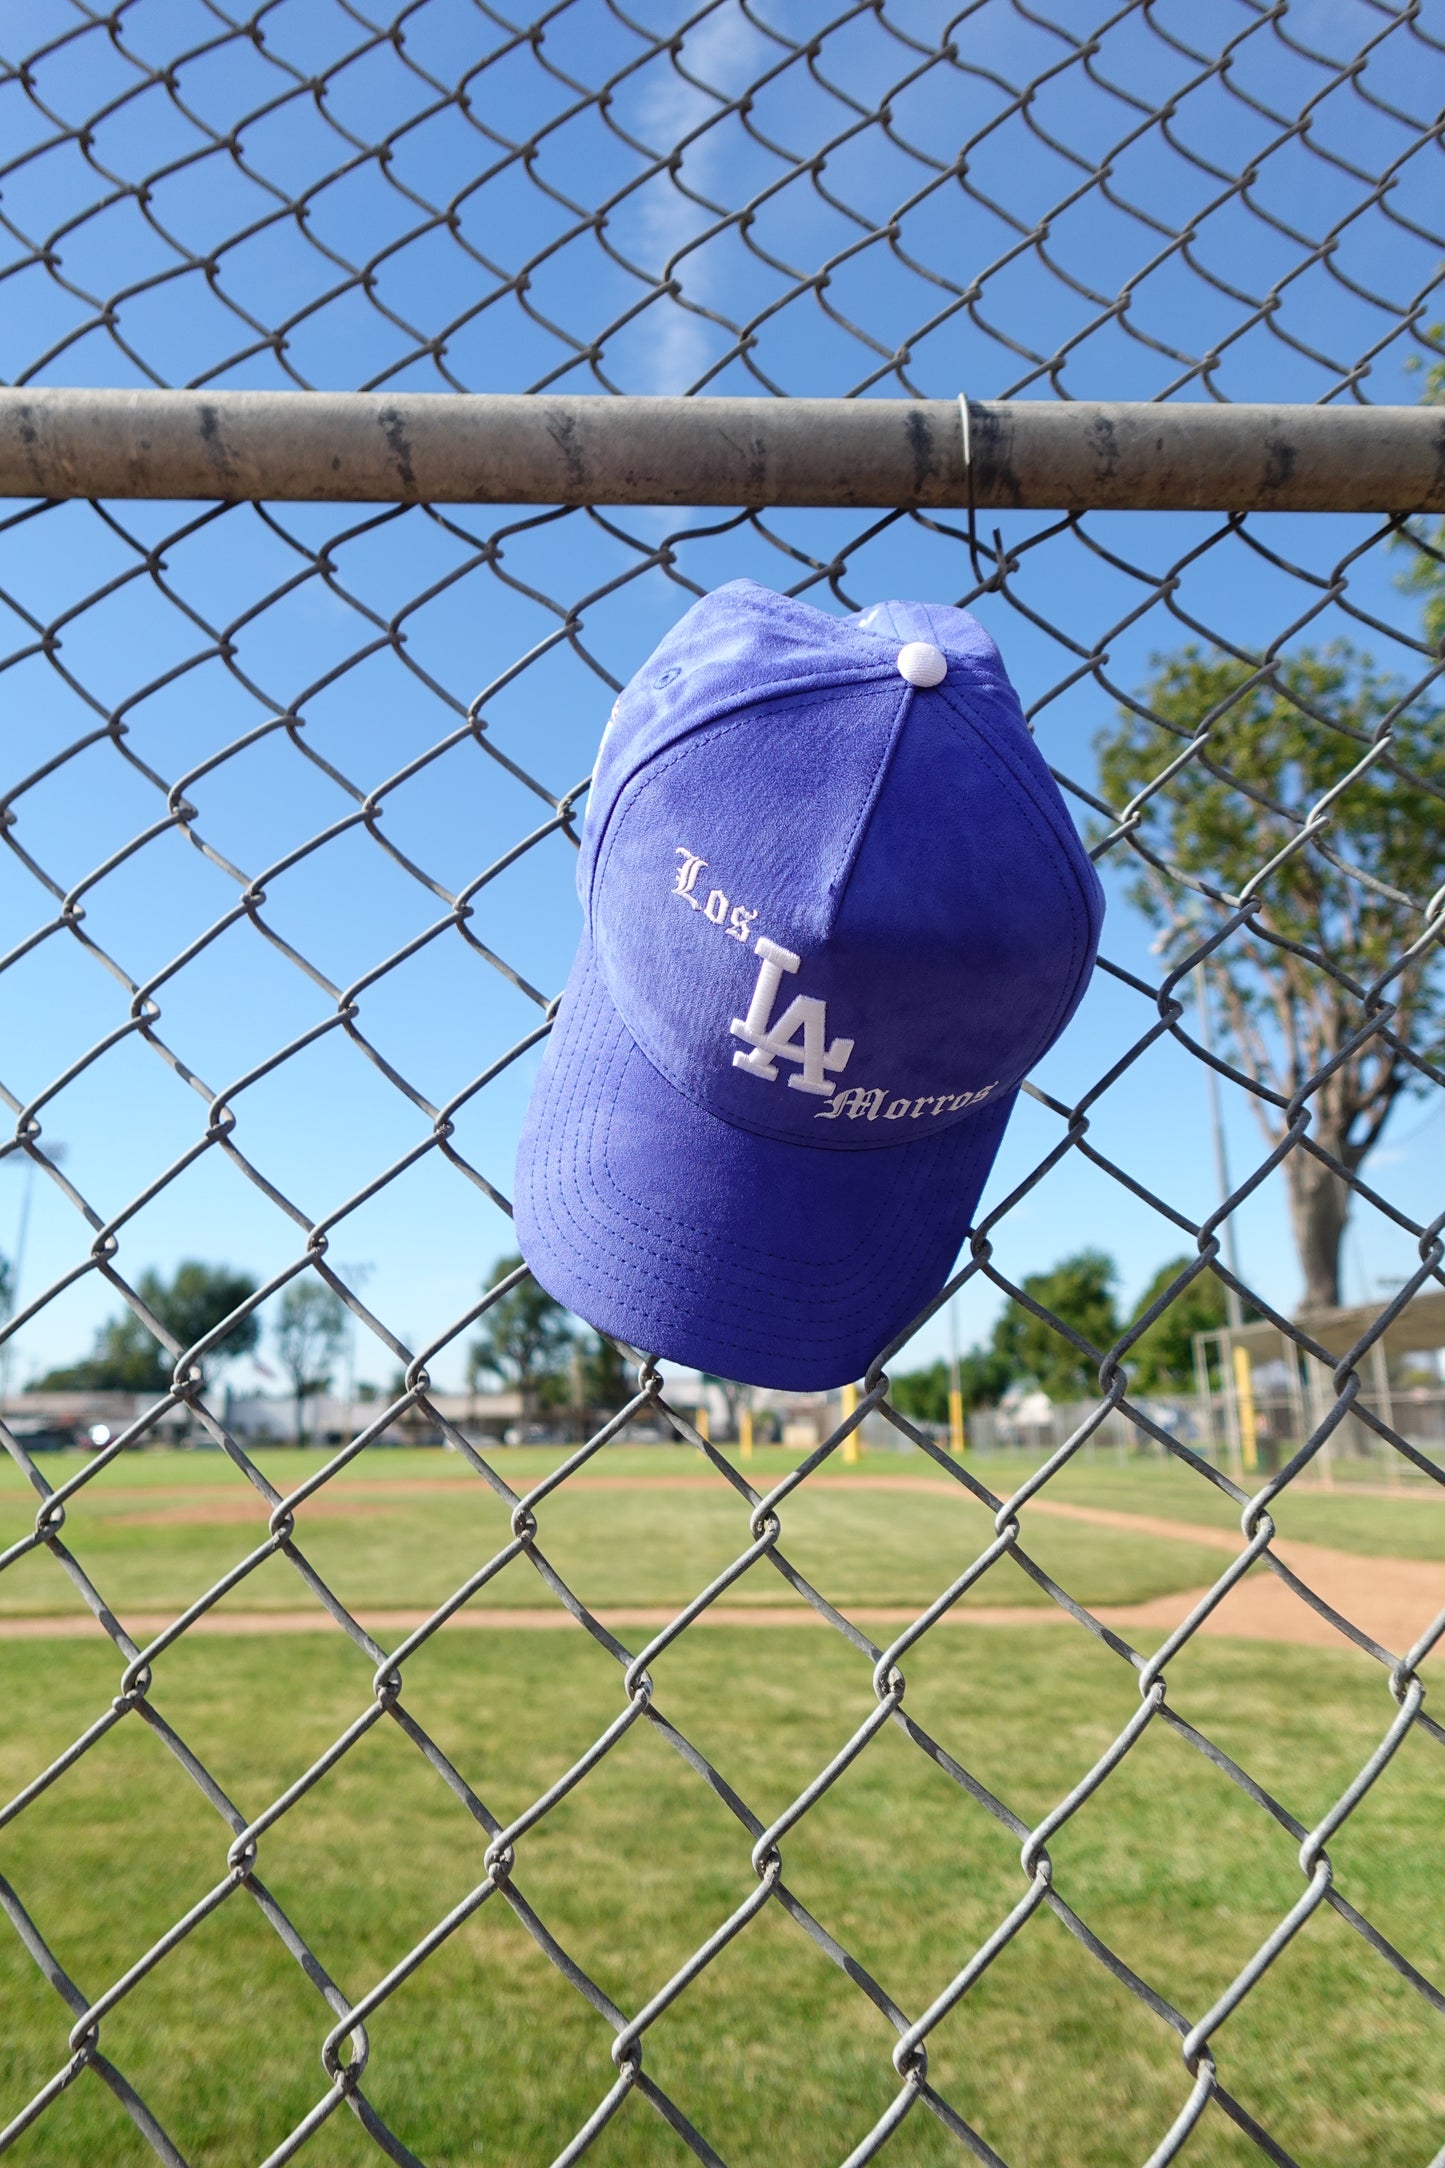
left=1191, top=964, right=1245, bottom=1333
left=0, top=1145, right=66, bottom=1408
left=337, top=1262, right=375, bottom=1445
left=947, top=1286, right=965, bottom=1456
left=1185, top=963, right=1256, bottom=1478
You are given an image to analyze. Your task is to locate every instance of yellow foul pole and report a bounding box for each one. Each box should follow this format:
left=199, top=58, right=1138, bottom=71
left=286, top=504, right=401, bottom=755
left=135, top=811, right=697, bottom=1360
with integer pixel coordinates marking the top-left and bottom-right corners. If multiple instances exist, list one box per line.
left=1232, top=1345, right=1258, bottom=1474
left=841, top=1381, right=860, bottom=1464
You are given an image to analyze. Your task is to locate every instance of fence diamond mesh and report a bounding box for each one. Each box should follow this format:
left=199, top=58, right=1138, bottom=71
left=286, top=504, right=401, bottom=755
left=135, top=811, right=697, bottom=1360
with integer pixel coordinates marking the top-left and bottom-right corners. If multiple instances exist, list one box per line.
left=2, top=4, right=1444, bottom=2166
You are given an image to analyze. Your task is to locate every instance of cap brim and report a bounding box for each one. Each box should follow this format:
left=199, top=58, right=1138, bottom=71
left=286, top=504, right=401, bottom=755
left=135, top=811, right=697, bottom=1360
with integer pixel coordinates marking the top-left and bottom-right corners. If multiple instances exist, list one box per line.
left=514, top=932, right=1015, bottom=1390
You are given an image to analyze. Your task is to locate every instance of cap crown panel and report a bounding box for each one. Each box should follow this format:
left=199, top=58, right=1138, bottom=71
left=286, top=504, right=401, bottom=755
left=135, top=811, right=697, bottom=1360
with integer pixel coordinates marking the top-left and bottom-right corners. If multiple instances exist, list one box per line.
left=832, top=688, right=1103, bottom=1098
left=580, top=579, right=898, bottom=914
left=592, top=679, right=907, bottom=1143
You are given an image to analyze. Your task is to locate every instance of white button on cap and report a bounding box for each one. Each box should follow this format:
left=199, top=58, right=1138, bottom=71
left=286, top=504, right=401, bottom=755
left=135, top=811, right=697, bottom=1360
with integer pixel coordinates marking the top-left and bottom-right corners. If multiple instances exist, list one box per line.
left=896, top=641, right=947, bottom=687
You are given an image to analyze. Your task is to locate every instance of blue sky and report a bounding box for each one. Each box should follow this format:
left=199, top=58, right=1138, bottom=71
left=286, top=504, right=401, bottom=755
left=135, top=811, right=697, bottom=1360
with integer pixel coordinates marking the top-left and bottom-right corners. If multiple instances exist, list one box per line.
left=1, top=0, right=1442, bottom=1395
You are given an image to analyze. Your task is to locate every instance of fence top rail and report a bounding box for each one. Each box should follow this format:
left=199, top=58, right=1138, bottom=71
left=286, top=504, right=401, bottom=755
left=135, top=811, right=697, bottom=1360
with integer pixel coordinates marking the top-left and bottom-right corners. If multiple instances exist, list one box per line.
left=1, top=389, right=1443, bottom=515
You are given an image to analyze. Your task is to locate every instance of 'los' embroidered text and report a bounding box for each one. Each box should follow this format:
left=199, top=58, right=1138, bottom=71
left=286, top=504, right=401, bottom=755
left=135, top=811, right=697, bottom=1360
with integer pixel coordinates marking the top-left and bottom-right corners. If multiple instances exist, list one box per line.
left=673, top=847, right=758, bottom=944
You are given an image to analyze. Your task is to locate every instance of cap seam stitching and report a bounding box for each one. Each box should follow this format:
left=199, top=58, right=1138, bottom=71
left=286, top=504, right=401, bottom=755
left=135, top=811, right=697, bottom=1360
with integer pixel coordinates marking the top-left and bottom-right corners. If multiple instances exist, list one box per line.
left=591, top=697, right=1085, bottom=1141
left=558, top=953, right=979, bottom=1283
left=526, top=988, right=987, bottom=1335
left=823, top=677, right=916, bottom=933
left=581, top=662, right=901, bottom=931
left=551, top=992, right=953, bottom=1311
left=928, top=683, right=1097, bottom=1053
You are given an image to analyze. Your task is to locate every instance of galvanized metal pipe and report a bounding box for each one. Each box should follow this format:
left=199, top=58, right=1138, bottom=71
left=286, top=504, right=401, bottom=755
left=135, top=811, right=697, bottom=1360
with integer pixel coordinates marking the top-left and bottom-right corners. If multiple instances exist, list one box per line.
left=1, top=387, right=1442, bottom=512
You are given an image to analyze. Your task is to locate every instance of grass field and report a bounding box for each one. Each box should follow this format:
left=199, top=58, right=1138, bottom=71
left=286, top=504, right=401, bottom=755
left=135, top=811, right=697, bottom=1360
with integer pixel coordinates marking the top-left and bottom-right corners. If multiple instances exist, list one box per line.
left=3, top=1440, right=1443, bottom=1627
left=3, top=1631, right=1442, bottom=2167
left=0, top=1444, right=1239, bottom=1623
left=2, top=1443, right=1442, bottom=2165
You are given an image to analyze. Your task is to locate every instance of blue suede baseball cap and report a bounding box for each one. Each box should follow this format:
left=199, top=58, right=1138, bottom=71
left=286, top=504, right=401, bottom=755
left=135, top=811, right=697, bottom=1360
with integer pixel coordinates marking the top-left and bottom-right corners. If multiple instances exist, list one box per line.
left=514, top=580, right=1103, bottom=1390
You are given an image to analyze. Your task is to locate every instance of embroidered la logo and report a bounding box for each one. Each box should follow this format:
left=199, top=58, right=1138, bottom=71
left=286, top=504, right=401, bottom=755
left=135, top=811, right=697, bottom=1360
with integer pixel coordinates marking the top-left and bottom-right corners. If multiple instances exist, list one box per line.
left=731, top=937, right=854, bottom=1097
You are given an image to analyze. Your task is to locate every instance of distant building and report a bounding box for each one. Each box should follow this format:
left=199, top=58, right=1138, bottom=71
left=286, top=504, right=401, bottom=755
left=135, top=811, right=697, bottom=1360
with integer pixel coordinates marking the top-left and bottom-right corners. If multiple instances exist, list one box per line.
left=0, top=1386, right=525, bottom=1451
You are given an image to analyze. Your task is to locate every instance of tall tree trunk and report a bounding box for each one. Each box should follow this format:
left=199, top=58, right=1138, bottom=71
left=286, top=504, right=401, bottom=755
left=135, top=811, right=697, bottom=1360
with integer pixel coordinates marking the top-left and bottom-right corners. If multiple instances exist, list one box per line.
left=1284, top=1147, right=1351, bottom=1311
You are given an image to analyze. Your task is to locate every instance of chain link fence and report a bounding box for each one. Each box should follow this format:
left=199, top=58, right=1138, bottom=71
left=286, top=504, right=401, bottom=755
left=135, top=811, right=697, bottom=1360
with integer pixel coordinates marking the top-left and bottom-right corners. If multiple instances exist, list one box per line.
left=2, top=4, right=1444, bottom=2164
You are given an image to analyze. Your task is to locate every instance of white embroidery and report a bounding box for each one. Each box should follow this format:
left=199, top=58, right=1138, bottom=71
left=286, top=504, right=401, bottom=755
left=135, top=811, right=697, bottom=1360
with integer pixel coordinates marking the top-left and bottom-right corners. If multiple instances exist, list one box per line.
left=816, top=1081, right=999, bottom=1122
left=673, top=848, right=706, bottom=906
left=671, top=847, right=761, bottom=942
left=815, top=1087, right=886, bottom=1122
left=669, top=848, right=1002, bottom=1113
left=731, top=937, right=854, bottom=1096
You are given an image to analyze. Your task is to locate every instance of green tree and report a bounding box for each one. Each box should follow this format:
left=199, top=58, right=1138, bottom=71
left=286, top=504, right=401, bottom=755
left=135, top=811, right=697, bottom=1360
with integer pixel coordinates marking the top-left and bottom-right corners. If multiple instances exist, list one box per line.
left=1097, top=648, right=1445, bottom=1311
left=890, top=1345, right=1014, bottom=1424
left=37, top=1261, right=259, bottom=1393
left=468, top=1254, right=575, bottom=1416
left=154, top=1262, right=261, bottom=1364
left=1398, top=325, right=1445, bottom=649
left=991, top=1249, right=1121, bottom=1400
left=274, top=1281, right=348, bottom=1444
left=700, top=1372, right=748, bottom=1440
left=557, top=1334, right=634, bottom=1435
left=959, top=1344, right=1016, bottom=1408
left=890, top=1361, right=950, bottom=1424
left=0, top=1249, right=11, bottom=1403
left=1127, top=1258, right=1244, bottom=1392
left=583, top=1335, right=633, bottom=1417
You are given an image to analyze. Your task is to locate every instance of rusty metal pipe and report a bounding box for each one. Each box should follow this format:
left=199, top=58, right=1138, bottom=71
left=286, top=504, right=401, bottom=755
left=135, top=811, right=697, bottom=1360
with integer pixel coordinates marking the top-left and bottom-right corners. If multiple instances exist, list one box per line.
left=1, top=388, right=1442, bottom=512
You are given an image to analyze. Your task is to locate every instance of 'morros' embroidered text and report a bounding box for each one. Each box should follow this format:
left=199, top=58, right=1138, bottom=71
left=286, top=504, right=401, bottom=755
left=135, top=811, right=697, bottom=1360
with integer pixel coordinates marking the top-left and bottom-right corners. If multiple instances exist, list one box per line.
left=815, top=1082, right=999, bottom=1122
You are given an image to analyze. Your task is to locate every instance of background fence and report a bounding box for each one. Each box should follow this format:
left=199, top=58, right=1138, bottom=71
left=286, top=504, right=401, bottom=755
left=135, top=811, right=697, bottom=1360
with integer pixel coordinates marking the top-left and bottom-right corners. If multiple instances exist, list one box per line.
left=2, top=5, right=1444, bottom=2166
